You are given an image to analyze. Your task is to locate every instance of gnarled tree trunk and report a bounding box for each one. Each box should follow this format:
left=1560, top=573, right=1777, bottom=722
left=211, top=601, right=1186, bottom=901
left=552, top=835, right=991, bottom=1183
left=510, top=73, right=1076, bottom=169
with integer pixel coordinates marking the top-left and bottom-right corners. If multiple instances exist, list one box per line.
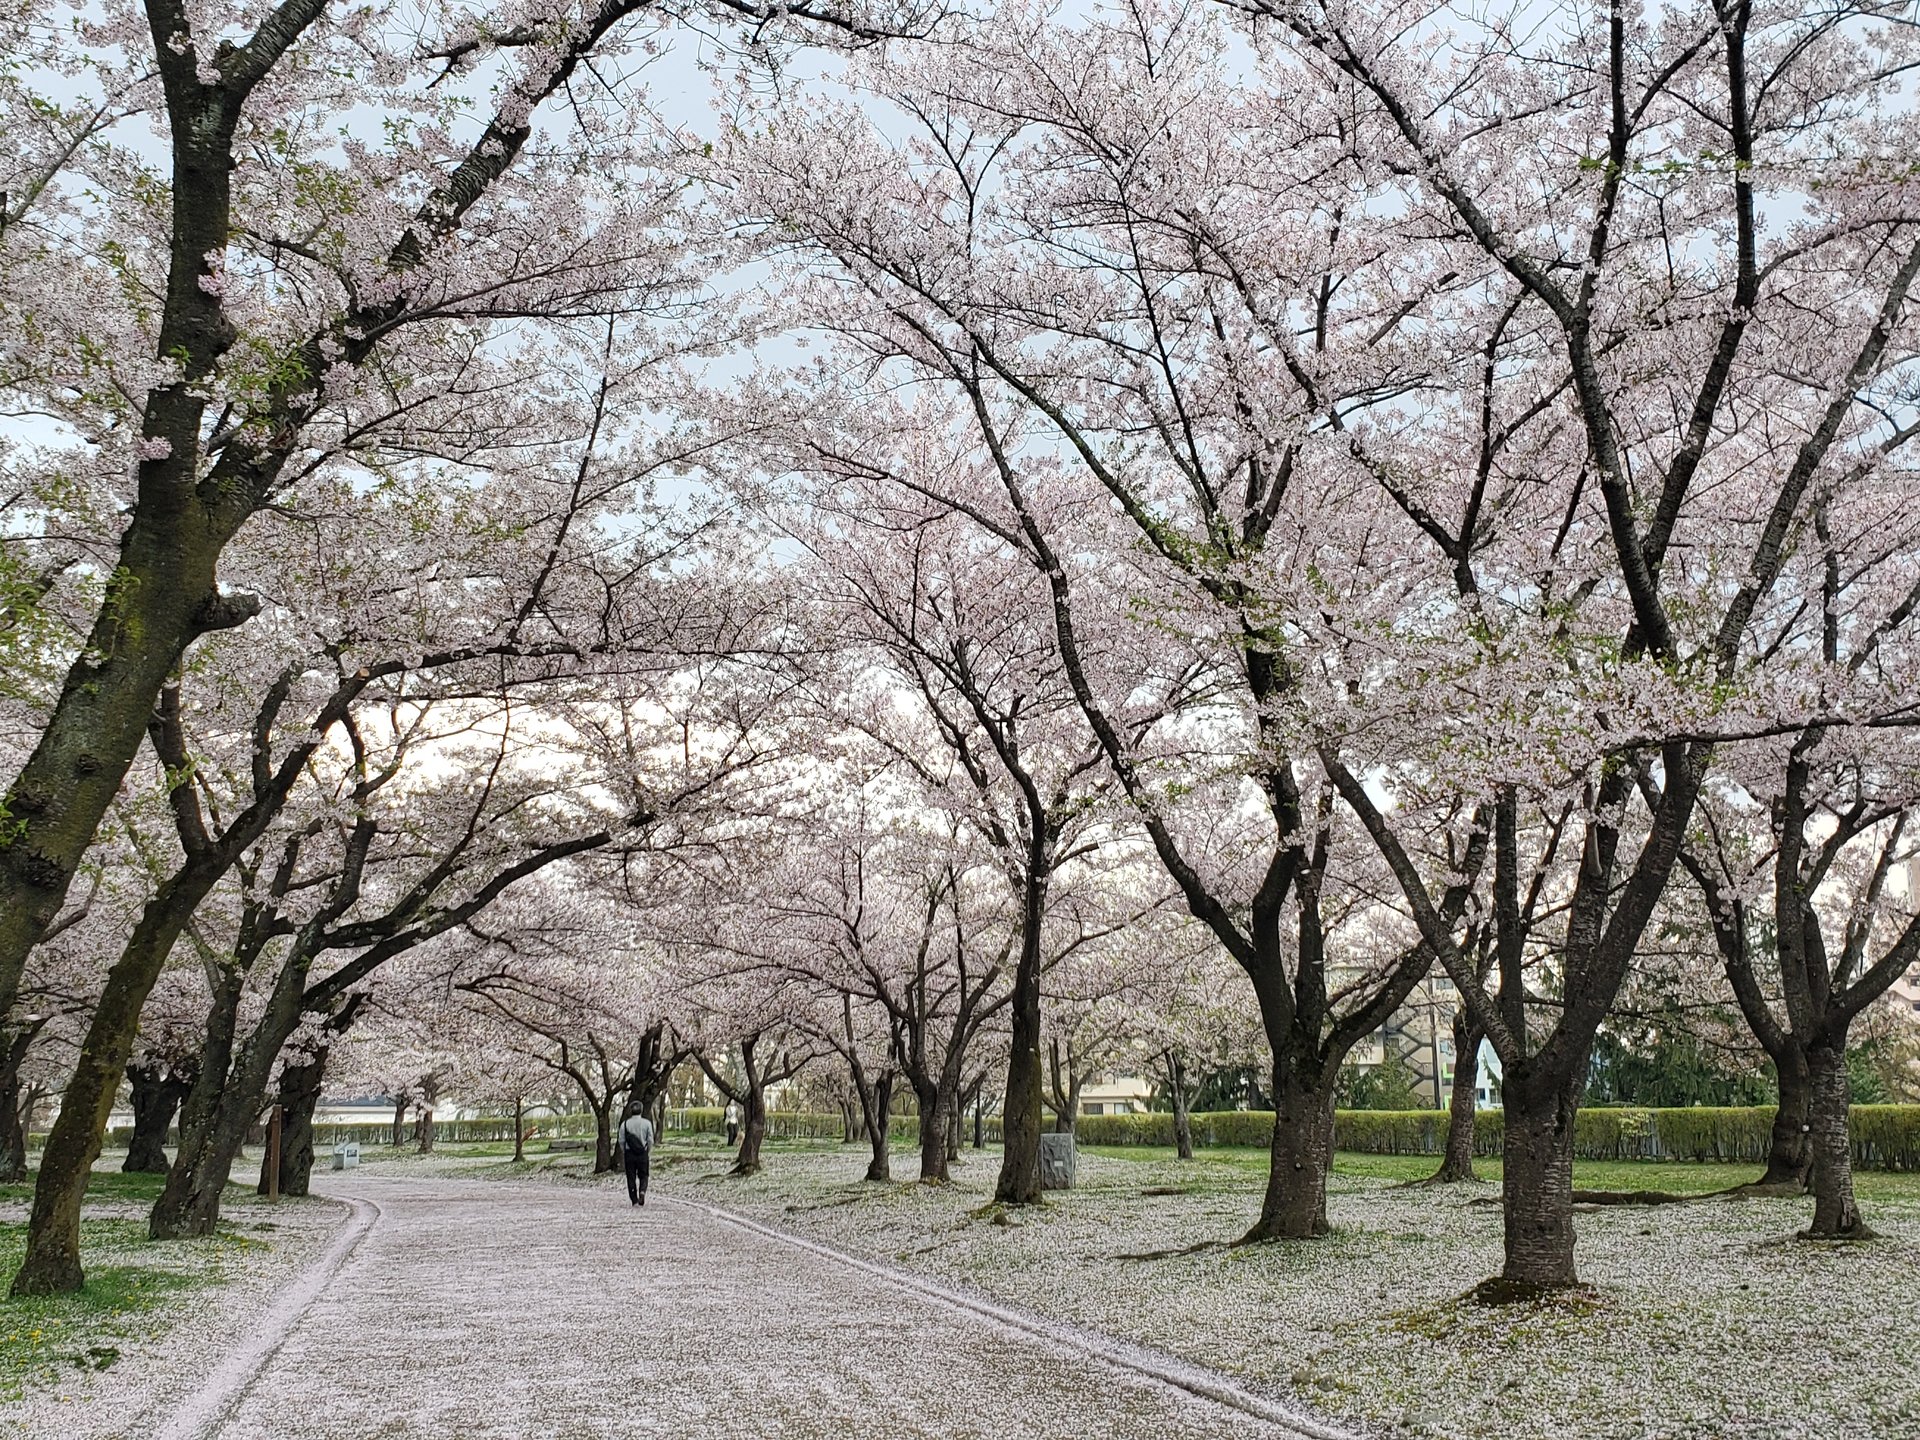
left=260, top=1048, right=327, bottom=1198
left=0, top=1024, right=43, bottom=1183
left=590, top=1098, right=615, bottom=1174
left=735, top=1082, right=768, bottom=1175
left=861, top=1072, right=894, bottom=1182
left=154, top=962, right=307, bottom=1240
left=1761, top=1045, right=1814, bottom=1189
left=11, top=877, right=215, bottom=1294
left=124, top=1061, right=194, bottom=1174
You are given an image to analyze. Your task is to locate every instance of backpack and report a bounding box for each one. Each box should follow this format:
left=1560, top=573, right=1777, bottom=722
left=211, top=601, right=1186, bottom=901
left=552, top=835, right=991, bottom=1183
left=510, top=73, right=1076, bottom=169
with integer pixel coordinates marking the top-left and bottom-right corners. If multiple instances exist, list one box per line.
left=621, top=1116, right=650, bottom=1154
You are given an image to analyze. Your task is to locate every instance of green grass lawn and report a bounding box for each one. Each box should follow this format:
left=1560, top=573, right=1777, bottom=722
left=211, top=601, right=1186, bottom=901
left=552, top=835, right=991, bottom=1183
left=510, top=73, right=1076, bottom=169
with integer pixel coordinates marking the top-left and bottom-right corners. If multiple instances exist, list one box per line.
left=0, top=1218, right=217, bottom=1401
left=0, top=1165, right=169, bottom=1208
left=0, top=1165, right=281, bottom=1403
left=1077, top=1144, right=1920, bottom=1202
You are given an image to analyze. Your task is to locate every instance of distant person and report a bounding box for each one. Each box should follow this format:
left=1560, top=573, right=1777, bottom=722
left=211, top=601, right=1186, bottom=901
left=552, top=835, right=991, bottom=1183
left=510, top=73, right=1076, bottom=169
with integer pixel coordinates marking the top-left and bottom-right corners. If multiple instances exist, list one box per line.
left=724, top=1101, right=741, bottom=1146
left=619, top=1110, right=654, bottom=1207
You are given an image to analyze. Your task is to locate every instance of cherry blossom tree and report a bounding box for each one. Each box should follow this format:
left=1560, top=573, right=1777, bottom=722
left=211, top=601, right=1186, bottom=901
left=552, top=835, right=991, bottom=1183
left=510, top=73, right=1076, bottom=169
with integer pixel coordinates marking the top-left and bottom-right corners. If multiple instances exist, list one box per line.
left=0, top=0, right=941, bottom=1192
left=718, top=7, right=1490, bottom=1240
left=453, top=879, right=689, bottom=1175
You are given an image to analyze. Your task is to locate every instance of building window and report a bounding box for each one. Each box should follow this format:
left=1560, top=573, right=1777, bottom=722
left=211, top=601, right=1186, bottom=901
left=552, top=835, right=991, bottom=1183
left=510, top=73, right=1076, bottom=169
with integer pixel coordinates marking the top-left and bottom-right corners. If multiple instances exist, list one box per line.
left=1084, top=1103, right=1104, bottom=1115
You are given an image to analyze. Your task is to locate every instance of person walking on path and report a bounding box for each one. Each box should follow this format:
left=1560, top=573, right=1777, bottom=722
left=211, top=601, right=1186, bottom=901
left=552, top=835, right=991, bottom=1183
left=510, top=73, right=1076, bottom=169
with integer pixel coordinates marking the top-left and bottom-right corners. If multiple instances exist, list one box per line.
left=619, top=1110, right=654, bottom=1206
left=724, top=1101, right=741, bottom=1146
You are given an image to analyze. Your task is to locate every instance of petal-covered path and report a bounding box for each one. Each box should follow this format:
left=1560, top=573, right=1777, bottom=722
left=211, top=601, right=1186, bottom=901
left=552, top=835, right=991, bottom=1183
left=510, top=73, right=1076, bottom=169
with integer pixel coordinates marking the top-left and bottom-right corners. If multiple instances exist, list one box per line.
left=159, top=1173, right=1336, bottom=1440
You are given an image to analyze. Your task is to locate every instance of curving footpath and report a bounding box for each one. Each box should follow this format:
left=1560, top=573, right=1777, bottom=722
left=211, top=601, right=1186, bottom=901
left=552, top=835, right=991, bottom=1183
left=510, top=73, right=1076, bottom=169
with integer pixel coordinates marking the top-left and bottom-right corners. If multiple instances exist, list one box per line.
left=155, top=1171, right=1345, bottom=1440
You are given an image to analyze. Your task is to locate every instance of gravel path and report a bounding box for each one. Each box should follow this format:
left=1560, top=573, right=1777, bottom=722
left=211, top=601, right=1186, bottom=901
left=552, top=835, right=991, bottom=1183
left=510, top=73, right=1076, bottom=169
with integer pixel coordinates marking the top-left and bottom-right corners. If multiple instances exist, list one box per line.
left=175, top=1172, right=1333, bottom=1439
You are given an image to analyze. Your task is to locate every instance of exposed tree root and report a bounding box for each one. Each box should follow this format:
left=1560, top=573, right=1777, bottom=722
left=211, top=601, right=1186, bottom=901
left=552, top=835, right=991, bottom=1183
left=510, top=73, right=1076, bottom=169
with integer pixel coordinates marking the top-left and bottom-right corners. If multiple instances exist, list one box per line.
left=1726, top=1179, right=1811, bottom=1200
left=1797, top=1221, right=1878, bottom=1243
left=1392, top=1171, right=1490, bottom=1191
left=1115, top=1238, right=1233, bottom=1262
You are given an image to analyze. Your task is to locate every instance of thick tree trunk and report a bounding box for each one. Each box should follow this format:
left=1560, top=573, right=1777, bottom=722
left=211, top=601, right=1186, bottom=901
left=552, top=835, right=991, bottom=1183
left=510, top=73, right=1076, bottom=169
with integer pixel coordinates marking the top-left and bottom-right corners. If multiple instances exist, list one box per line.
left=152, top=972, right=256, bottom=1240
left=416, top=1105, right=436, bottom=1154
left=260, top=1050, right=327, bottom=1198
left=1428, top=1012, right=1483, bottom=1184
left=513, top=1096, right=526, bottom=1164
left=0, top=525, right=241, bottom=1043
left=1492, top=1072, right=1581, bottom=1293
left=0, top=1032, right=37, bottom=1182
left=916, top=1083, right=951, bottom=1184
left=1166, top=1053, right=1195, bottom=1161
left=390, top=1098, right=409, bottom=1147
left=733, top=1085, right=768, bottom=1176
left=1804, top=1043, right=1870, bottom=1239
left=1760, top=1045, right=1815, bottom=1189
left=0, top=1071, right=26, bottom=1184
left=0, top=94, right=254, bottom=1042
left=124, top=1062, right=191, bottom=1173
left=152, top=1087, right=258, bottom=1239
left=994, top=906, right=1046, bottom=1204
left=10, top=887, right=210, bottom=1294
left=1243, top=1065, right=1335, bottom=1241
left=864, top=1082, right=890, bottom=1182
left=592, top=1101, right=615, bottom=1174
left=856, top=1071, right=893, bottom=1183
left=1055, top=1077, right=1081, bottom=1137
left=155, top=963, right=314, bottom=1240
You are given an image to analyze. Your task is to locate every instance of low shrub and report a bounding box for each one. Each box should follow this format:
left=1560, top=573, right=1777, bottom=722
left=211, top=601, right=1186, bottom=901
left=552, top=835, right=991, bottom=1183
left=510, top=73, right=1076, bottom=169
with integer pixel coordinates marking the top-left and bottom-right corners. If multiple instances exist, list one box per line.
left=1073, top=1103, right=1920, bottom=1171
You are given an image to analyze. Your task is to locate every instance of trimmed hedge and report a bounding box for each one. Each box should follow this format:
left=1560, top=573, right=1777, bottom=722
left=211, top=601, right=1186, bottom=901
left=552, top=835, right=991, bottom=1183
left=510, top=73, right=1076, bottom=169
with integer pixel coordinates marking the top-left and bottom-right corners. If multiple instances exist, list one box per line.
left=105, top=1101, right=1918, bottom=1171
left=1073, top=1104, right=1920, bottom=1172
left=666, top=1108, right=1006, bottom=1145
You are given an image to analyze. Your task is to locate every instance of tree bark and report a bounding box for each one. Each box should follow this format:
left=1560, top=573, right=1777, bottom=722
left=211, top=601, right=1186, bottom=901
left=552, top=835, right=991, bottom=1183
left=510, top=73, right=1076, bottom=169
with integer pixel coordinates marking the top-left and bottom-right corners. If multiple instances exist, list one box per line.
left=915, top=1082, right=951, bottom=1184
left=1428, top=1011, right=1483, bottom=1184
left=993, top=882, right=1046, bottom=1204
left=735, top=1082, right=768, bottom=1175
left=0, top=1071, right=26, bottom=1184
left=0, top=1027, right=41, bottom=1182
left=264, top=1049, right=326, bottom=1198
left=862, top=1072, right=893, bottom=1182
left=1165, top=1052, right=1195, bottom=1162
left=0, top=52, right=265, bottom=1039
left=512, top=1095, right=526, bottom=1164
left=416, top=1104, right=436, bottom=1154
left=154, top=958, right=318, bottom=1240
left=1242, top=1063, right=1334, bottom=1241
left=946, top=1091, right=963, bottom=1165
left=390, top=1097, right=409, bottom=1147
left=152, top=967, right=261, bottom=1240
left=124, top=1061, right=193, bottom=1174
left=1804, top=1042, right=1870, bottom=1239
left=591, top=1099, right=614, bottom=1174
left=1490, top=1070, right=1581, bottom=1293
left=1760, top=1045, right=1814, bottom=1189
left=10, top=873, right=216, bottom=1294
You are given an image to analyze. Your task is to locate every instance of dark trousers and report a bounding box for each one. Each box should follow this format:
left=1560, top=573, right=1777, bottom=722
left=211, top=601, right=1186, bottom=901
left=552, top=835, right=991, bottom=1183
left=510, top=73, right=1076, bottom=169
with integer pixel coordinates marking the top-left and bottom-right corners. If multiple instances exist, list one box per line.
left=623, top=1144, right=650, bottom=1202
